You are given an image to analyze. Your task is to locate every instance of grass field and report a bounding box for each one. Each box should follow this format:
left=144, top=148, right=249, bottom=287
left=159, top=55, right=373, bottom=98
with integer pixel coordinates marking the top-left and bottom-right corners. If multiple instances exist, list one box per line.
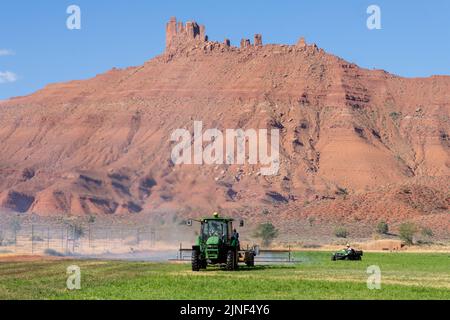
left=0, top=251, right=449, bottom=300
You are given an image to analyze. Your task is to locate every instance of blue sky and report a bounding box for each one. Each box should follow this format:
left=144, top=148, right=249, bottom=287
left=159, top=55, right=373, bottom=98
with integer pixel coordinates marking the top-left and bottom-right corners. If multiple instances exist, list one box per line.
left=1, top=0, right=449, bottom=100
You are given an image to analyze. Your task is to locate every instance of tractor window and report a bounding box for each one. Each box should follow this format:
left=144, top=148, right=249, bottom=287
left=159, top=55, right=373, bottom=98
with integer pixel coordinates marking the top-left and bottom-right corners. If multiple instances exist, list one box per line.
left=202, top=220, right=227, bottom=239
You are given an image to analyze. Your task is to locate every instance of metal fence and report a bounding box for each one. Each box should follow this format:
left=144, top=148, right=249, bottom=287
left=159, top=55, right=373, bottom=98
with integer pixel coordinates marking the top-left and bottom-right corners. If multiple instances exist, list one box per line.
left=0, top=224, right=157, bottom=255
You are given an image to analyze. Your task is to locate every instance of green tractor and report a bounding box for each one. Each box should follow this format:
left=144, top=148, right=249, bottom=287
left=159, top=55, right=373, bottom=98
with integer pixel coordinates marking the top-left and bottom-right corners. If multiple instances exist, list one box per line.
left=188, top=213, right=259, bottom=271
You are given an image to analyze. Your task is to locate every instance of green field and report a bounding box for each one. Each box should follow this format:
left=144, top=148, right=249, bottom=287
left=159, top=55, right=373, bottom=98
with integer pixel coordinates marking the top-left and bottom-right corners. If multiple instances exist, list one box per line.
left=0, top=252, right=449, bottom=300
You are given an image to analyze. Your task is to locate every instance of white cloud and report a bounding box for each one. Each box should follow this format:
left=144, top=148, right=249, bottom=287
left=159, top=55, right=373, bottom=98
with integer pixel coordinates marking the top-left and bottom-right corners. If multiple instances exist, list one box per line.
left=0, top=49, right=14, bottom=56
left=0, top=71, right=18, bottom=83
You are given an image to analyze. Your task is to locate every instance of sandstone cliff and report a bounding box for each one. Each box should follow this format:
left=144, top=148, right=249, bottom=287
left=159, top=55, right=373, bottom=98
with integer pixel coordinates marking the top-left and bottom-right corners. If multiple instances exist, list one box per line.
left=0, top=18, right=448, bottom=233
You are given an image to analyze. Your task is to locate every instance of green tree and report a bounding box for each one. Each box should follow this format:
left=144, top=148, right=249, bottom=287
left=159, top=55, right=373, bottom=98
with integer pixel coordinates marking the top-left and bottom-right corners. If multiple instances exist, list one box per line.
left=10, top=216, right=22, bottom=244
left=334, top=227, right=349, bottom=238
left=376, top=221, right=389, bottom=235
left=399, top=222, right=417, bottom=245
left=64, top=219, right=85, bottom=240
left=254, top=223, right=279, bottom=247
left=88, top=215, right=96, bottom=224
left=421, top=226, right=434, bottom=238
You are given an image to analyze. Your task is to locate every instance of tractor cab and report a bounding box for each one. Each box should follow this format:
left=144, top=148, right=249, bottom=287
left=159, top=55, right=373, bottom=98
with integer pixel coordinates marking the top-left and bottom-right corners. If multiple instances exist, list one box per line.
left=201, top=218, right=232, bottom=242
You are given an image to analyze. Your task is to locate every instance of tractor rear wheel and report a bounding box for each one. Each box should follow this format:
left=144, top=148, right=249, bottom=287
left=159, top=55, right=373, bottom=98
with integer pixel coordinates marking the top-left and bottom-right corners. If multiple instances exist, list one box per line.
left=192, top=250, right=201, bottom=272
left=226, top=250, right=236, bottom=271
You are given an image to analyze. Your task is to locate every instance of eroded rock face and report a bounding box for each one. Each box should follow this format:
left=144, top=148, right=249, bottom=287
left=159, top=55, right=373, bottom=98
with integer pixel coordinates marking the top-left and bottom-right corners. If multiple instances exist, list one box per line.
left=0, top=18, right=448, bottom=226
left=166, top=17, right=207, bottom=50
left=254, top=34, right=263, bottom=47
left=1, top=191, right=35, bottom=213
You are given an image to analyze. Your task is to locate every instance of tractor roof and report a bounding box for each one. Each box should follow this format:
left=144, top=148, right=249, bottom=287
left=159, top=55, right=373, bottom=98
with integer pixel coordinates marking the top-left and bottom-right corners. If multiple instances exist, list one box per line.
left=202, top=216, right=234, bottom=222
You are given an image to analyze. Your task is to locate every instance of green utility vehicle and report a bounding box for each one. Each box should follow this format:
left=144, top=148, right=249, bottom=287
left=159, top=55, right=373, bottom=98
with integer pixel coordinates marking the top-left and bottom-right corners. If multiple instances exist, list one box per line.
left=331, top=248, right=363, bottom=261
left=188, top=213, right=259, bottom=271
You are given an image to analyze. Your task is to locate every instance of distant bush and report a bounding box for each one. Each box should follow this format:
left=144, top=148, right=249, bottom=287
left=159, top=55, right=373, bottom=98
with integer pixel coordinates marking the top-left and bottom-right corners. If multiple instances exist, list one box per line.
left=88, top=215, right=96, bottom=224
left=63, top=218, right=86, bottom=240
left=30, top=235, right=44, bottom=242
left=399, top=222, right=418, bottom=245
left=10, top=218, right=22, bottom=232
left=302, top=243, right=322, bottom=249
left=336, top=187, right=349, bottom=198
left=254, top=223, right=279, bottom=247
left=421, top=226, right=434, bottom=238
left=376, top=221, right=389, bottom=235
left=44, top=249, right=65, bottom=257
left=73, top=223, right=85, bottom=239
left=262, top=208, right=270, bottom=215
left=390, top=112, right=402, bottom=121
left=334, top=227, right=349, bottom=238
left=308, top=217, right=315, bottom=227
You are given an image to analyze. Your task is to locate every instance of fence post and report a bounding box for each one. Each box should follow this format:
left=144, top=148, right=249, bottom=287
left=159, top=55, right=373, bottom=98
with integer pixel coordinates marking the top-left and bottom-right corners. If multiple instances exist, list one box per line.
left=47, top=227, right=50, bottom=249
left=31, top=224, right=34, bottom=254
left=151, top=228, right=156, bottom=248
left=14, top=228, right=17, bottom=251
left=61, top=226, right=64, bottom=250
left=65, top=226, right=69, bottom=253
left=72, top=225, right=75, bottom=253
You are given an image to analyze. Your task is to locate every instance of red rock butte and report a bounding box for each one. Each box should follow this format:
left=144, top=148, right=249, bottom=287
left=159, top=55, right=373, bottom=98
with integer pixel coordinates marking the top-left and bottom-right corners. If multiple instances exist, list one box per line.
left=0, top=17, right=448, bottom=236
left=165, top=17, right=264, bottom=50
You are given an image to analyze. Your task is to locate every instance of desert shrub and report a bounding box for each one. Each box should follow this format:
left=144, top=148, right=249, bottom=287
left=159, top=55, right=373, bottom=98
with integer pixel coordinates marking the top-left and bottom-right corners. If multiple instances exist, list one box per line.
left=308, top=217, right=315, bottom=227
left=302, top=243, right=322, bottom=249
left=336, top=187, right=349, bottom=198
left=376, top=221, right=389, bottom=235
left=262, top=208, right=270, bottom=215
left=399, top=222, right=418, bottom=245
left=30, top=235, right=44, bottom=242
left=421, top=226, right=434, bottom=238
left=334, top=227, right=349, bottom=238
left=73, top=223, right=85, bottom=239
left=44, top=248, right=64, bottom=257
left=10, top=218, right=22, bottom=232
left=87, top=215, right=96, bottom=224
left=65, top=221, right=85, bottom=240
left=10, top=218, right=22, bottom=244
left=390, top=112, right=402, bottom=121
left=254, top=223, right=279, bottom=247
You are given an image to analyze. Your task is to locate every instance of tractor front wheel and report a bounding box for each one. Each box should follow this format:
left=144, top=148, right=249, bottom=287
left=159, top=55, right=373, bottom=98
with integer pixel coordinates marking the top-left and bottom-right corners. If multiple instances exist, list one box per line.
left=192, top=250, right=201, bottom=272
left=226, top=250, right=236, bottom=271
